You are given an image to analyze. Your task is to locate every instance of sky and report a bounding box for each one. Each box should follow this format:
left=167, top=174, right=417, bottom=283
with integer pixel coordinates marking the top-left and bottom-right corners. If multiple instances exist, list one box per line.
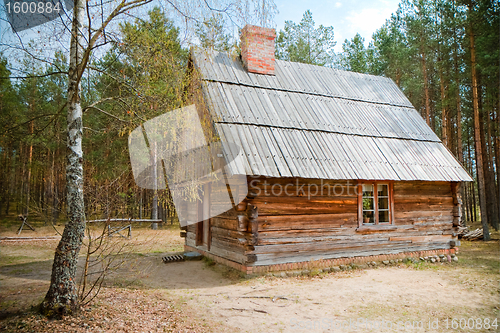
left=273, top=0, right=401, bottom=52
left=0, top=0, right=402, bottom=72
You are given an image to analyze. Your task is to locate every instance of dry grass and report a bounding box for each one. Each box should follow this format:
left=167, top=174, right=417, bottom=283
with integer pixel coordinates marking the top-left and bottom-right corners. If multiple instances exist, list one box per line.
left=1, top=223, right=498, bottom=332
left=0, top=288, right=230, bottom=333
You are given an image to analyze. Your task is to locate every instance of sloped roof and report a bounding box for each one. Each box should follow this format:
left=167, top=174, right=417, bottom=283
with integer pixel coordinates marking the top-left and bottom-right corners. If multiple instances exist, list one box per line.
left=191, top=49, right=472, bottom=182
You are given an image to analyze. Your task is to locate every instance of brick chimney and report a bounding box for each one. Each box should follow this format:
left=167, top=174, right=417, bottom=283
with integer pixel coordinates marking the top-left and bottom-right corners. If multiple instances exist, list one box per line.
left=240, top=25, right=276, bottom=75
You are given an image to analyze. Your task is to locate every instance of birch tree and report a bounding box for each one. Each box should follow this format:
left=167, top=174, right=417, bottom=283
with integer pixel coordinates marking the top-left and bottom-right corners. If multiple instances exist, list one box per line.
left=40, top=0, right=159, bottom=317
left=33, top=0, right=278, bottom=317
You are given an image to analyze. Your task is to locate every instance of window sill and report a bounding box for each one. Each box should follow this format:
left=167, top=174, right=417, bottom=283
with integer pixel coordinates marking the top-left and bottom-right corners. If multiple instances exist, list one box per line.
left=356, top=225, right=397, bottom=234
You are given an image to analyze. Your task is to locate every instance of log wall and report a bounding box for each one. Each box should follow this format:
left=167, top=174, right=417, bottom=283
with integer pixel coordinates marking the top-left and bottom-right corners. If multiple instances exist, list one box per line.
left=185, top=177, right=460, bottom=269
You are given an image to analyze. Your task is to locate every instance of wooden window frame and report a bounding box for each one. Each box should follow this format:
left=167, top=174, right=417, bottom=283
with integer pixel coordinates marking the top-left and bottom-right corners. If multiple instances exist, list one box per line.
left=357, top=181, right=394, bottom=228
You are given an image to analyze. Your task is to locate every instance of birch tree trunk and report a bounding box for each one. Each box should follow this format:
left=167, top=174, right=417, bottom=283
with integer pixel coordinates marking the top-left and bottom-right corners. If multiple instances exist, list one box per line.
left=40, top=0, right=86, bottom=316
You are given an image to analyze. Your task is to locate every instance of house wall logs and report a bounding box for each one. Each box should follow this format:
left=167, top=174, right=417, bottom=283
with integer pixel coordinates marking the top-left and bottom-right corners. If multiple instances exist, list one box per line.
left=185, top=177, right=459, bottom=268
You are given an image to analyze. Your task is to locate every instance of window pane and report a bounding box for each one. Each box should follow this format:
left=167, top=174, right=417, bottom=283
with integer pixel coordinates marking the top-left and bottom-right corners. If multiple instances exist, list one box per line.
left=378, top=197, right=389, bottom=210
left=379, top=210, right=389, bottom=223
left=362, top=184, right=374, bottom=197
left=360, top=183, right=391, bottom=225
left=363, top=210, right=374, bottom=224
left=363, top=197, right=373, bottom=211
left=377, top=184, right=388, bottom=196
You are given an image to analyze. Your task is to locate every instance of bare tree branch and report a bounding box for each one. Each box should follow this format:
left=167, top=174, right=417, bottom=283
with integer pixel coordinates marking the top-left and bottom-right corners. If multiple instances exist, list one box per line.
left=84, top=105, right=128, bottom=123
left=88, top=65, right=141, bottom=95
left=84, top=96, right=119, bottom=110
left=0, top=71, right=68, bottom=80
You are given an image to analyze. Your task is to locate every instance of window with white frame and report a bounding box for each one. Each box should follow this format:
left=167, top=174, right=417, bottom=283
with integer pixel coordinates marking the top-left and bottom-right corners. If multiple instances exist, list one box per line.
left=360, top=183, right=393, bottom=225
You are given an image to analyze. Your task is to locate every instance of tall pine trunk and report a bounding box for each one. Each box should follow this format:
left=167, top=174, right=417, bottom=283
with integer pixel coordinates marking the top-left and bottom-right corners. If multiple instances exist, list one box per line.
left=421, top=48, right=431, bottom=126
left=41, top=0, right=86, bottom=316
left=453, top=24, right=465, bottom=218
left=439, top=71, right=448, bottom=147
left=468, top=2, right=490, bottom=240
left=485, top=110, right=499, bottom=230
left=25, top=120, right=33, bottom=216
left=496, top=110, right=500, bottom=226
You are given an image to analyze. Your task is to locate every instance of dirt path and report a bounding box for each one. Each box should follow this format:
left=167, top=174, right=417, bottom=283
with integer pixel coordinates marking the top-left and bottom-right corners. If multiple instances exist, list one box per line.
left=119, top=254, right=498, bottom=333
left=1, top=229, right=498, bottom=332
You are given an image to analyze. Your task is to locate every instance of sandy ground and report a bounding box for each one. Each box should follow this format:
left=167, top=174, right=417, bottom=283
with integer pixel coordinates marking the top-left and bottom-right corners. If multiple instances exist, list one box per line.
left=1, top=228, right=499, bottom=332
left=115, top=255, right=498, bottom=333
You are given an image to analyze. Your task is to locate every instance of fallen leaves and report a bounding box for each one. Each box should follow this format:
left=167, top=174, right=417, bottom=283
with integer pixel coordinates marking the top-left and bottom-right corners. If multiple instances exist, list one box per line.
left=0, top=288, right=217, bottom=333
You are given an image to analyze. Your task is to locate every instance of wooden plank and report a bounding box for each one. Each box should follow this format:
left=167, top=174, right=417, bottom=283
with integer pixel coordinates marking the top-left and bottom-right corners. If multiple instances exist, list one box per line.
left=253, top=195, right=357, bottom=205
left=251, top=239, right=411, bottom=255
left=230, top=85, right=255, bottom=124
left=288, top=92, right=322, bottom=131
left=266, top=90, right=294, bottom=128
left=312, top=133, right=349, bottom=179
left=393, top=181, right=452, bottom=196
left=270, top=128, right=301, bottom=177
left=394, top=196, right=454, bottom=205
left=301, top=131, right=333, bottom=179
left=257, top=89, right=286, bottom=128
left=226, top=124, right=258, bottom=174
left=210, top=237, right=247, bottom=251
left=281, top=92, right=308, bottom=130
left=394, top=203, right=454, bottom=213
left=212, top=226, right=250, bottom=239
left=373, top=137, right=413, bottom=180
left=258, top=228, right=356, bottom=239
left=275, top=90, right=301, bottom=129
left=208, top=244, right=248, bottom=264
left=357, top=183, right=363, bottom=227
left=248, top=125, right=280, bottom=176
left=239, top=85, right=267, bottom=125
left=252, top=242, right=452, bottom=266
left=282, top=129, right=317, bottom=179
left=389, top=235, right=452, bottom=243
left=278, top=61, right=302, bottom=92
left=260, top=127, right=292, bottom=177
left=248, top=176, right=352, bottom=187
left=216, top=83, right=240, bottom=123
left=226, top=54, right=253, bottom=86
left=307, top=96, right=330, bottom=131
left=258, top=214, right=357, bottom=230
left=216, top=124, right=251, bottom=175
left=325, top=133, right=360, bottom=179
left=211, top=217, right=239, bottom=230
left=256, top=203, right=357, bottom=216
left=203, top=82, right=226, bottom=122
left=257, top=233, right=402, bottom=246
left=241, top=125, right=269, bottom=176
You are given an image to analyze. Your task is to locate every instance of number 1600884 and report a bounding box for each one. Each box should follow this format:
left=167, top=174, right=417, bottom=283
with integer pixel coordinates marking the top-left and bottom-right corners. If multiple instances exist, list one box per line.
left=443, top=318, right=498, bottom=330
left=5, top=1, right=61, bottom=14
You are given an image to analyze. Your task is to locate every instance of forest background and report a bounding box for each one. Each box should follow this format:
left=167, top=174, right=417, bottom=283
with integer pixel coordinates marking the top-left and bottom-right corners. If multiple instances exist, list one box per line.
left=0, top=0, right=498, bottom=237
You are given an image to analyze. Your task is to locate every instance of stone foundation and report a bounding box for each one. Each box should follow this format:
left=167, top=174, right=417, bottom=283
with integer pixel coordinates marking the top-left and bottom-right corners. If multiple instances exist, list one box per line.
left=184, top=245, right=458, bottom=275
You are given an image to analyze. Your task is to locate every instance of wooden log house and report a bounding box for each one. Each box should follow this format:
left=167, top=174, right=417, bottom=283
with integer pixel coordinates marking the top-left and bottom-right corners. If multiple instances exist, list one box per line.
left=183, top=25, right=472, bottom=274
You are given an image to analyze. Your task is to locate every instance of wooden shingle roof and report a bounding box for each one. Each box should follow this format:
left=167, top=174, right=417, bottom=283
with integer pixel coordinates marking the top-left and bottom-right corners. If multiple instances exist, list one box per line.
left=191, top=49, right=472, bottom=182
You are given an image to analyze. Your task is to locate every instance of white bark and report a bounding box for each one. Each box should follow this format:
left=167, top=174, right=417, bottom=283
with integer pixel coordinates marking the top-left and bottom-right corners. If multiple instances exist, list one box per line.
left=41, top=0, right=86, bottom=316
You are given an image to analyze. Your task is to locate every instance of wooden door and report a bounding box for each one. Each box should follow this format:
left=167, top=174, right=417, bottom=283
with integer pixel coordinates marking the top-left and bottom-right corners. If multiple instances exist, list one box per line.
left=196, top=184, right=211, bottom=250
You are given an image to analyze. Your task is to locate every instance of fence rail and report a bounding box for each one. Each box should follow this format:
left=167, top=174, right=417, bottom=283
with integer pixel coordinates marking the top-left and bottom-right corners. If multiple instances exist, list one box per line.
left=87, top=219, right=164, bottom=239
